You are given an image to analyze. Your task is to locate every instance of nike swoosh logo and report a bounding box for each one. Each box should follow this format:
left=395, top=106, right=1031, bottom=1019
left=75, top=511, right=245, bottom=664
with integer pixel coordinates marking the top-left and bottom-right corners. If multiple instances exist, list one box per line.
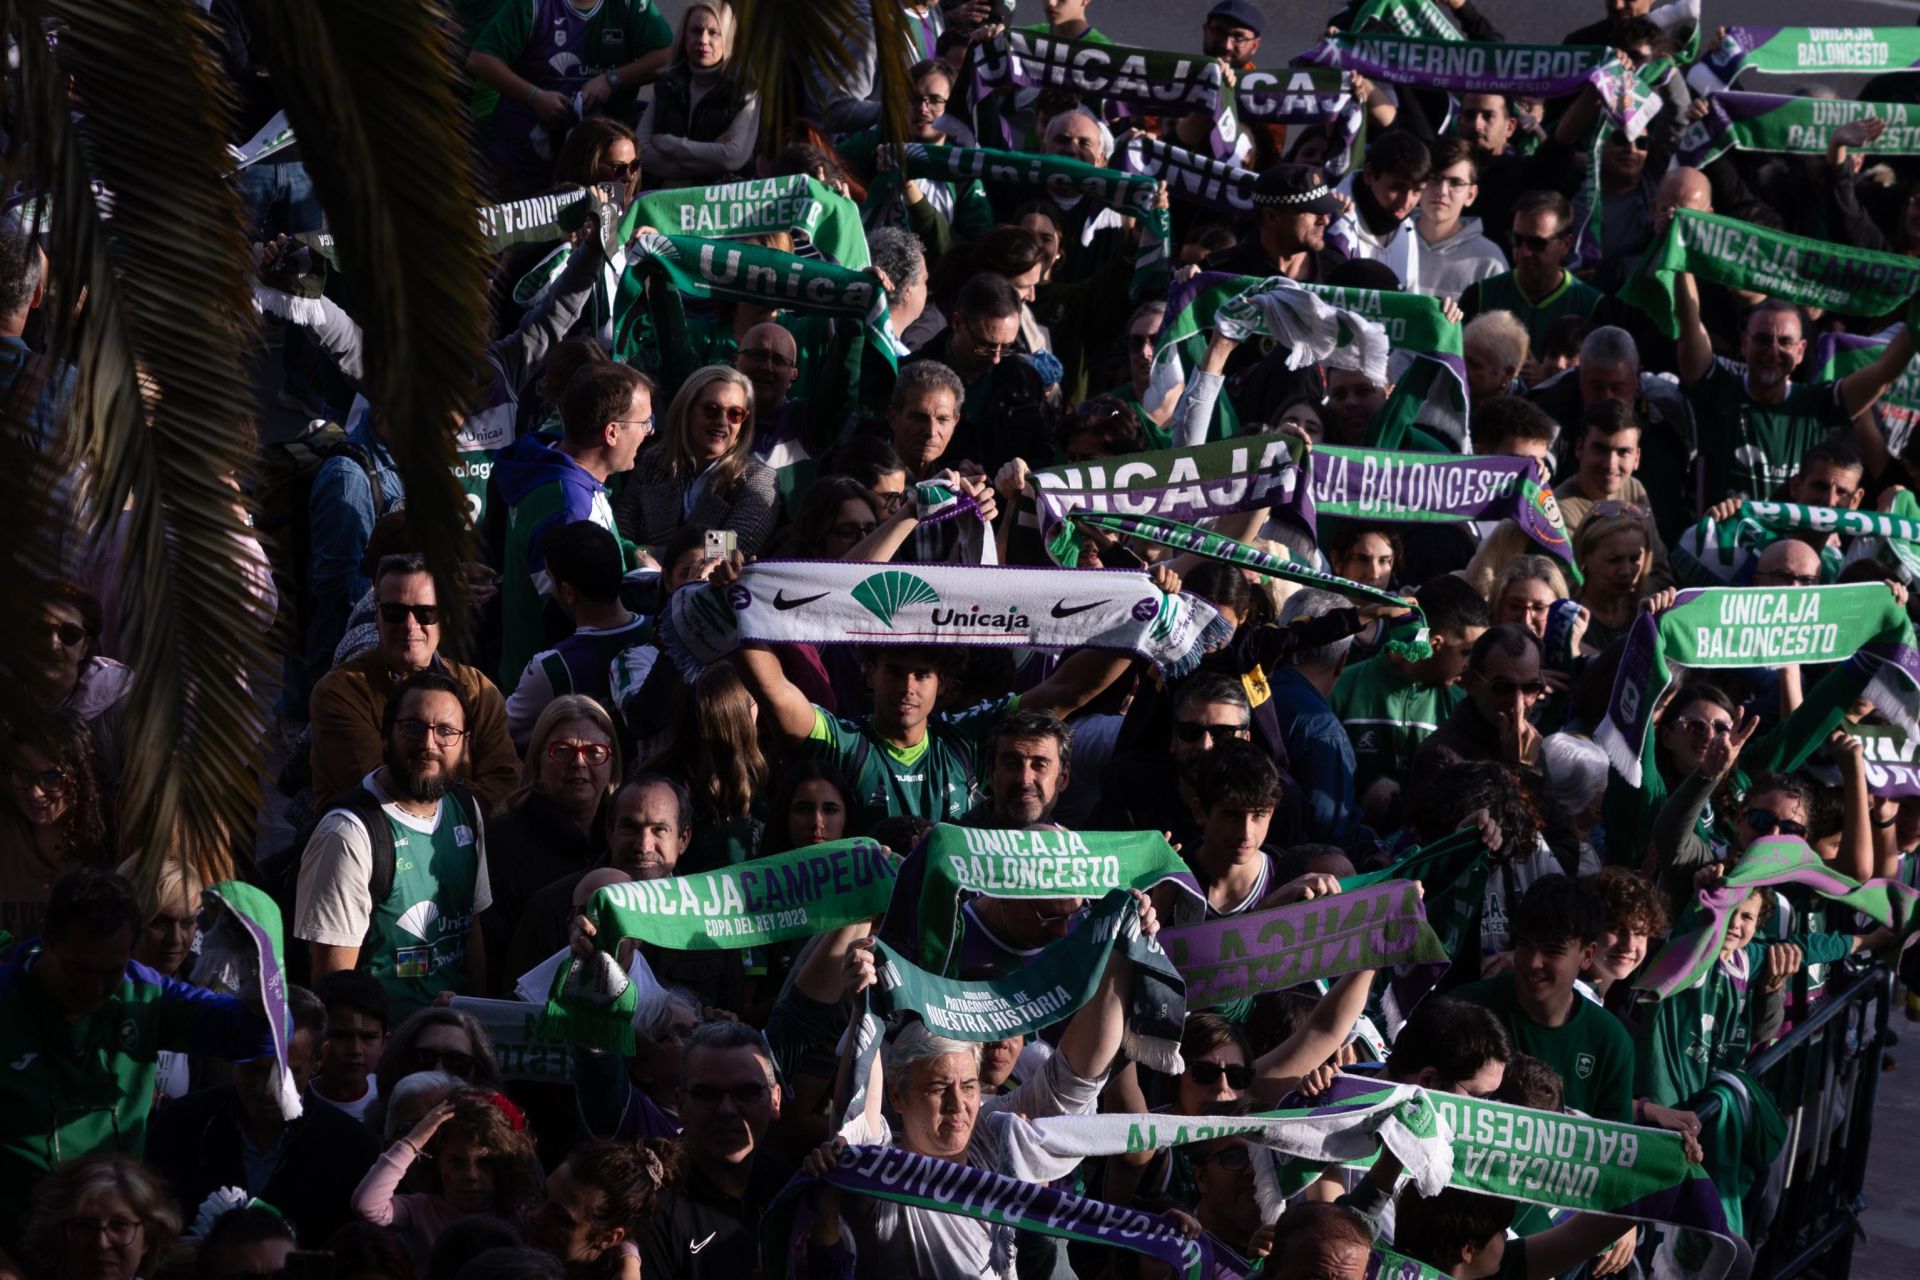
left=773, top=590, right=829, bottom=610
left=689, top=1231, right=718, bottom=1253
left=1050, top=598, right=1109, bottom=618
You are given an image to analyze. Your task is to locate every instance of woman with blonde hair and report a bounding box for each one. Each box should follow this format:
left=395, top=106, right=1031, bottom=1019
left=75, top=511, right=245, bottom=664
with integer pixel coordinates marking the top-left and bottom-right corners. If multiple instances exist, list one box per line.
left=636, top=0, right=759, bottom=185
left=615, top=364, right=780, bottom=556
left=1574, top=511, right=1655, bottom=654
left=480, top=695, right=622, bottom=991
left=20, top=1153, right=181, bottom=1280
left=1490, top=555, right=1574, bottom=639
left=643, top=663, right=770, bottom=872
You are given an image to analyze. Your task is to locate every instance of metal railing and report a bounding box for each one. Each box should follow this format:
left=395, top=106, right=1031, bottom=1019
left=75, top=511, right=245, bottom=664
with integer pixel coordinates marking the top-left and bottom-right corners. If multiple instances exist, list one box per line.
left=1692, top=962, right=1894, bottom=1280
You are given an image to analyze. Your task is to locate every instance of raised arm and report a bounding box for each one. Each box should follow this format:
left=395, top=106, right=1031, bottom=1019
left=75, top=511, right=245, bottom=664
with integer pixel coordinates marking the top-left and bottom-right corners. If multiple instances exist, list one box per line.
left=1839, top=324, right=1917, bottom=418
left=1054, top=891, right=1159, bottom=1081
left=1673, top=268, right=1715, bottom=386
left=1251, top=967, right=1376, bottom=1105
left=1170, top=332, right=1239, bottom=447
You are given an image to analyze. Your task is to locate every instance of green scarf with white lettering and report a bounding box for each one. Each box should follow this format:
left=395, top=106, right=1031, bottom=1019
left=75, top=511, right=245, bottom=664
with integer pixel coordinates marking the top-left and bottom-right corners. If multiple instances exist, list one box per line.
left=1596, top=584, right=1920, bottom=787
left=1688, top=25, right=1920, bottom=95
left=1347, top=0, right=1463, bottom=41
left=876, top=824, right=1203, bottom=978
left=538, top=839, right=898, bottom=1051
left=1741, top=498, right=1920, bottom=577
left=1621, top=210, right=1920, bottom=337
left=1679, top=93, right=1920, bottom=172
left=620, top=175, right=870, bottom=268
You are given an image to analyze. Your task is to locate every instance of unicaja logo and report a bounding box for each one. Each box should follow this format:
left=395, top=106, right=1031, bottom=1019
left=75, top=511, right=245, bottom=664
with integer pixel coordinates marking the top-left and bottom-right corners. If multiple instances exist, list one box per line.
left=852, top=571, right=940, bottom=627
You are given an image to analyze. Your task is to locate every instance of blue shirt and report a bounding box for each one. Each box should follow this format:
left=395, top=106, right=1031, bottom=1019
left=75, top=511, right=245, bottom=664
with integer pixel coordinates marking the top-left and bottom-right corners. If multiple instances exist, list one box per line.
left=1265, top=667, right=1363, bottom=846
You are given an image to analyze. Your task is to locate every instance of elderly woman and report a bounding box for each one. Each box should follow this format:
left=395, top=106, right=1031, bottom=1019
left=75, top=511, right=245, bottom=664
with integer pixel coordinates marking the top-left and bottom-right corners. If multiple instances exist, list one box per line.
left=615, top=365, right=780, bottom=557
left=635, top=0, right=759, bottom=186
left=20, top=1154, right=180, bottom=1280
left=803, top=893, right=1165, bottom=1278
left=1463, top=310, right=1529, bottom=403
left=480, top=695, right=623, bottom=992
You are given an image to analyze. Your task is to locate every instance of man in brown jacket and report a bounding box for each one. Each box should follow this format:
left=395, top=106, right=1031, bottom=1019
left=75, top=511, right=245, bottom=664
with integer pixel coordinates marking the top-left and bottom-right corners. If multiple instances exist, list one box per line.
left=309, top=552, right=519, bottom=812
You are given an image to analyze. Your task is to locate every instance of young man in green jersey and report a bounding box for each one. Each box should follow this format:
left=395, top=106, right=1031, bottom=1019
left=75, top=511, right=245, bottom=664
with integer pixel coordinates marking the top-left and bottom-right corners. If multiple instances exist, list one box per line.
left=1333, top=575, right=1489, bottom=811
left=1455, top=875, right=1636, bottom=1123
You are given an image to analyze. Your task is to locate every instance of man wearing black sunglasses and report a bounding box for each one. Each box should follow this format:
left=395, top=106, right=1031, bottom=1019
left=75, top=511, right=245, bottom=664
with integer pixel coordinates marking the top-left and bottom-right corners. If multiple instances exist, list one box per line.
left=1459, top=191, right=1608, bottom=356
left=1417, top=624, right=1550, bottom=775
left=1094, top=672, right=1251, bottom=855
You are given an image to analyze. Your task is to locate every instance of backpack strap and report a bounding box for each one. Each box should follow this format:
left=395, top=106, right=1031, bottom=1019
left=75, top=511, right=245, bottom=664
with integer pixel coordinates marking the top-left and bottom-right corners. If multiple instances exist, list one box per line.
left=331, top=785, right=397, bottom=964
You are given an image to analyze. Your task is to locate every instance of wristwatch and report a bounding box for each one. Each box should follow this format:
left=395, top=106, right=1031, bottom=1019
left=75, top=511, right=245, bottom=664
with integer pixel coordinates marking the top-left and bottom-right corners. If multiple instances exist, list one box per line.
left=605, top=68, right=621, bottom=90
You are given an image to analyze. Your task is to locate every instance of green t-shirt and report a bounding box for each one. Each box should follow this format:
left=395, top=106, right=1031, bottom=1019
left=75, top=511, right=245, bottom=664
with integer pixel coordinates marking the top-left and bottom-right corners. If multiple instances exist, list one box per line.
left=802, top=695, right=1017, bottom=829
left=471, top=0, right=673, bottom=117
left=366, top=793, right=484, bottom=1019
left=1456, top=973, right=1636, bottom=1122
left=1330, top=655, right=1463, bottom=796
left=1461, top=270, right=1605, bottom=355
left=1685, top=358, right=1852, bottom=503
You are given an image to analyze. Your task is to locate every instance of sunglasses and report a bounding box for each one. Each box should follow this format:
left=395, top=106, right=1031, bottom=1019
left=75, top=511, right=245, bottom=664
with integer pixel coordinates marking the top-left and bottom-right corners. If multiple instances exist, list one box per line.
left=1744, top=810, right=1807, bottom=838
left=48, top=621, right=86, bottom=648
left=547, top=740, right=613, bottom=765
left=378, top=601, right=441, bottom=628
left=1607, top=131, right=1651, bottom=151
left=1187, top=1060, right=1254, bottom=1089
left=1756, top=571, right=1821, bottom=587
left=1589, top=500, right=1650, bottom=520
left=406, top=1046, right=477, bottom=1078
left=1674, top=715, right=1734, bottom=739
left=1475, top=674, right=1548, bottom=699
left=1174, top=721, right=1247, bottom=745
left=1510, top=231, right=1569, bottom=252
left=603, top=159, right=639, bottom=178
left=698, top=401, right=749, bottom=426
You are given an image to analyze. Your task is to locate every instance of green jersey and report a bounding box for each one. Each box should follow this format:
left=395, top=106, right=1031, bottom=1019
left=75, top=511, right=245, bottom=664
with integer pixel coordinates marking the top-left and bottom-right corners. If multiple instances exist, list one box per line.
left=1456, top=973, right=1636, bottom=1122
left=0, top=948, right=271, bottom=1239
left=1330, top=655, right=1463, bottom=796
left=364, top=791, right=487, bottom=1017
left=1686, top=358, right=1851, bottom=502
left=802, top=695, right=1016, bottom=829
left=1460, top=270, right=1606, bottom=355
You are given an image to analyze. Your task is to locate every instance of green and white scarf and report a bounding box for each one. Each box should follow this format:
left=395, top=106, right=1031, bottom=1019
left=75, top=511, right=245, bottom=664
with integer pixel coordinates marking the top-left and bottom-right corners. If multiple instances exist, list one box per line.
left=1741, top=499, right=1920, bottom=577
left=1638, top=836, right=1919, bottom=998
left=1030, top=432, right=1308, bottom=536
left=1040, top=506, right=1435, bottom=659
left=1347, top=0, right=1463, bottom=41
left=1598, top=584, right=1920, bottom=786
left=655, top=560, right=1230, bottom=683
left=1679, top=93, right=1920, bottom=171
left=448, top=997, right=576, bottom=1085
left=538, top=839, right=899, bottom=1050
left=1817, top=330, right=1920, bottom=453
left=866, top=142, right=1168, bottom=287
left=612, top=232, right=896, bottom=369
left=877, top=824, right=1204, bottom=978
left=620, top=175, right=870, bottom=268
left=1622, top=210, right=1920, bottom=337
left=193, top=882, right=300, bottom=1121
left=1671, top=504, right=1847, bottom=586
left=1341, top=827, right=1495, bottom=1029
left=1688, top=25, right=1920, bottom=96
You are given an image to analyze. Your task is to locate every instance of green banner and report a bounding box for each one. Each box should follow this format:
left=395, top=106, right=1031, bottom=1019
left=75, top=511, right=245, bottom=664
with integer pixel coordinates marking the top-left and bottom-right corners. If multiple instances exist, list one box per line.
left=1680, top=93, right=1920, bottom=171
left=620, top=174, right=870, bottom=269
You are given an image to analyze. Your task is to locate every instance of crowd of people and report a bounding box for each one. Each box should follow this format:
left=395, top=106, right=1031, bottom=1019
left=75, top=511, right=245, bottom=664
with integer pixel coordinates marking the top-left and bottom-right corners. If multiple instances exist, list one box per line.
left=4, top=0, right=1920, bottom=1277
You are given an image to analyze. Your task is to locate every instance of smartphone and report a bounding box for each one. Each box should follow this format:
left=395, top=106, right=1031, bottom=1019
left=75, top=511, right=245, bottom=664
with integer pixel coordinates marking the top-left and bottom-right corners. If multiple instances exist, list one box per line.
left=705, top=530, right=738, bottom=562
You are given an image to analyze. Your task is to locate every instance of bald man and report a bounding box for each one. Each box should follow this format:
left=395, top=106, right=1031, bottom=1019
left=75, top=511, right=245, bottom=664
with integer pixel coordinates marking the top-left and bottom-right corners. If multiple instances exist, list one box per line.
left=1753, top=539, right=1825, bottom=589
left=735, top=322, right=799, bottom=424
left=733, top=320, right=828, bottom=512
left=1654, top=166, right=1710, bottom=222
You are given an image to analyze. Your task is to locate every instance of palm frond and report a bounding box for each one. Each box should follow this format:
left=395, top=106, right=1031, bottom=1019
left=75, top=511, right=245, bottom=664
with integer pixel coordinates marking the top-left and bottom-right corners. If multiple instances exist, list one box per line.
left=4, top=0, right=279, bottom=891
left=737, top=0, right=918, bottom=149
left=248, top=0, right=490, bottom=642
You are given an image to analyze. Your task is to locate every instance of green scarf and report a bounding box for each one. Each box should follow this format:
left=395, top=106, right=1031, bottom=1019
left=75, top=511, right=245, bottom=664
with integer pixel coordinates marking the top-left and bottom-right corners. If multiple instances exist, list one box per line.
left=1341, top=828, right=1495, bottom=1023
left=1347, top=0, right=1463, bottom=41
left=1679, top=92, right=1920, bottom=171
left=612, top=232, right=897, bottom=370
left=1638, top=836, right=1919, bottom=998
left=1031, top=431, right=1307, bottom=533
left=619, top=175, right=870, bottom=268
left=866, top=142, right=1167, bottom=288
left=197, top=882, right=299, bottom=1120
left=1816, top=330, right=1920, bottom=443
left=538, top=839, right=898, bottom=1051
left=1671, top=506, right=1846, bottom=586
left=1689, top=25, right=1920, bottom=95
left=877, top=824, right=1203, bottom=978
left=1042, top=506, right=1435, bottom=659
left=1597, top=584, right=1920, bottom=787
left=1740, top=499, right=1920, bottom=577
left=1621, top=210, right=1920, bottom=337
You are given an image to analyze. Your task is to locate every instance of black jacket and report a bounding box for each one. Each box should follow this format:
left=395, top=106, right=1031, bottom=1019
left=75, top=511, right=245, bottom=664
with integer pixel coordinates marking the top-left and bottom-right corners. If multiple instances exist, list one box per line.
left=637, top=1156, right=793, bottom=1280
left=904, top=335, right=1050, bottom=478
left=479, top=792, right=603, bottom=995
left=147, top=1084, right=381, bottom=1247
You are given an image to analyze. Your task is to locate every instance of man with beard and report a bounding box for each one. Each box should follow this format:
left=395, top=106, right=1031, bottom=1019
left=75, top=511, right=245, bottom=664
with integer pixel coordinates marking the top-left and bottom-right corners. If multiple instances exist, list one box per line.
left=1674, top=280, right=1916, bottom=503
left=635, top=1021, right=792, bottom=1279
left=295, top=670, right=491, bottom=1017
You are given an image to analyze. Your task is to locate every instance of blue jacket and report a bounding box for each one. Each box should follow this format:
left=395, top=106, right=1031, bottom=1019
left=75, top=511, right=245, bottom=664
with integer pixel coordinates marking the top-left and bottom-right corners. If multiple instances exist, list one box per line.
left=305, top=413, right=403, bottom=685
left=1266, top=667, right=1364, bottom=847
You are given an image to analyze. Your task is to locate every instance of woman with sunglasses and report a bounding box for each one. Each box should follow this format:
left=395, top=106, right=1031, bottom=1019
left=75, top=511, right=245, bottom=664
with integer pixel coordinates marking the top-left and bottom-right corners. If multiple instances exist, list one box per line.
left=616, top=365, right=779, bottom=559
left=0, top=713, right=113, bottom=945
left=369, top=1009, right=504, bottom=1139
left=1102, top=1013, right=1257, bottom=1209
left=1101, top=301, right=1183, bottom=449
left=478, top=696, right=623, bottom=994
left=635, top=0, right=759, bottom=187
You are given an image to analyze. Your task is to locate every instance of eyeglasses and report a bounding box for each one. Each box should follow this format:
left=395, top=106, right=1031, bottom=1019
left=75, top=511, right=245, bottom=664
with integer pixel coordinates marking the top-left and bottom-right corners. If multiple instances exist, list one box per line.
left=1746, top=332, right=1803, bottom=349
left=378, top=601, right=441, bottom=628
left=827, top=521, right=878, bottom=542
left=1425, top=176, right=1473, bottom=192
left=63, top=1216, right=142, bottom=1245
left=1589, top=501, right=1650, bottom=520
left=1473, top=674, right=1548, bottom=699
left=698, top=401, right=749, bottom=426
left=684, top=1082, right=772, bottom=1109
left=615, top=415, right=656, bottom=434
left=1186, top=1060, right=1254, bottom=1089
left=1127, top=331, right=1157, bottom=350
left=1511, top=231, right=1569, bottom=252
left=547, top=740, right=613, bottom=765
left=963, top=316, right=1018, bottom=358
left=872, top=489, right=908, bottom=515
left=1756, top=571, right=1821, bottom=587
left=912, top=94, right=949, bottom=109
left=1173, top=721, right=1247, bottom=745
left=405, top=1046, right=477, bottom=1078
left=8, top=767, right=65, bottom=793
left=394, top=718, right=468, bottom=743
left=1607, top=131, right=1651, bottom=151
left=737, top=348, right=795, bottom=369
left=1205, top=21, right=1259, bottom=47
left=1674, top=715, right=1734, bottom=739
left=1744, top=810, right=1808, bottom=838
left=47, top=621, right=86, bottom=648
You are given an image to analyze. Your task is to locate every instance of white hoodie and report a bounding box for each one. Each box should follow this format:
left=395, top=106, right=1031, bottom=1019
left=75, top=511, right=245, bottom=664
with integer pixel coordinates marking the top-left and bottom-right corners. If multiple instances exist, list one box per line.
left=1409, top=214, right=1509, bottom=301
